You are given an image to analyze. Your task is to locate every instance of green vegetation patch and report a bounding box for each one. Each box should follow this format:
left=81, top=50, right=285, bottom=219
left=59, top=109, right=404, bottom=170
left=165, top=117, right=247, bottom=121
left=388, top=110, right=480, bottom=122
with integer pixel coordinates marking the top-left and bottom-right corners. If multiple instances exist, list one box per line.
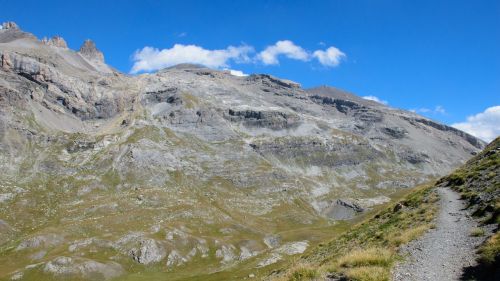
left=437, top=137, right=500, bottom=281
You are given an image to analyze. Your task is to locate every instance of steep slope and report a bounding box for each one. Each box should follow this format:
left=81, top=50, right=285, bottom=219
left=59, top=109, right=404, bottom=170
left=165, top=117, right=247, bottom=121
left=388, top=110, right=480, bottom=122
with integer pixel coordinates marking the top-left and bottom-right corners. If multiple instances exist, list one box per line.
left=438, top=137, right=500, bottom=280
left=271, top=138, right=498, bottom=281
left=0, top=22, right=486, bottom=280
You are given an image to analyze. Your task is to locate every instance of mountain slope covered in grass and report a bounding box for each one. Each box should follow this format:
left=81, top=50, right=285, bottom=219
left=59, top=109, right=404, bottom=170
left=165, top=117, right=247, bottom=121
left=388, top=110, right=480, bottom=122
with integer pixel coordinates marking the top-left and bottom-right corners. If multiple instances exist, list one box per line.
left=438, top=137, right=500, bottom=280
left=272, top=137, right=498, bottom=281
left=0, top=22, right=489, bottom=280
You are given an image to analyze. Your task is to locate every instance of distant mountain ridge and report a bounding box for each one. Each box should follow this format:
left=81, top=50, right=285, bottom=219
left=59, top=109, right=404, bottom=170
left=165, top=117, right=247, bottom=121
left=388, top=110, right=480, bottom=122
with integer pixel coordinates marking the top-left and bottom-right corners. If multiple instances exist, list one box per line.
left=0, top=21, right=487, bottom=280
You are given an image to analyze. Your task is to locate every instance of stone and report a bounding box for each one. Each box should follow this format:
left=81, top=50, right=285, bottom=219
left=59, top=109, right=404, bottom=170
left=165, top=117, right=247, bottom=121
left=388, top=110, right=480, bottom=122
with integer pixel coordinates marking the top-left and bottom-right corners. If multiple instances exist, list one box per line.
left=79, top=39, right=105, bottom=62
left=130, top=239, right=166, bottom=265
left=42, top=36, right=68, bottom=48
left=43, top=256, right=123, bottom=280
left=16, top=234, right=64, bottom=251
left=1, top=21, right=19, bottom=30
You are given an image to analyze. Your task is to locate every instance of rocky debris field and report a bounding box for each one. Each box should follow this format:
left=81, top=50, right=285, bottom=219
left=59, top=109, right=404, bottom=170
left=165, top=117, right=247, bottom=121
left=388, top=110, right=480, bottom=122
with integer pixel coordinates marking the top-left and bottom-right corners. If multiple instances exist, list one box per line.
left=0, top=21, right=487, bottom=280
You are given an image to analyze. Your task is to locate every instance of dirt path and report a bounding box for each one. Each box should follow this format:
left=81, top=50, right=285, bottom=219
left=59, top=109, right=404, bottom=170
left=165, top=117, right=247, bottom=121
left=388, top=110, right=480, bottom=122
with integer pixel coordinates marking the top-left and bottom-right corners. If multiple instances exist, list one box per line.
left=392, top=187, right=487, bottom=281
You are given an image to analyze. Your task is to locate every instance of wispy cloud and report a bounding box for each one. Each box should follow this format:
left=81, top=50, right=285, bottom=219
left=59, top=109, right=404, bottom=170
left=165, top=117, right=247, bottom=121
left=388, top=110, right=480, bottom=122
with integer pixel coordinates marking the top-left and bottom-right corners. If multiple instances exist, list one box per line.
left=362, top=95, right=388, bottom=105
left=130, top=44, right=253, bottom=73
left=452, top=105, right=500, bottom=142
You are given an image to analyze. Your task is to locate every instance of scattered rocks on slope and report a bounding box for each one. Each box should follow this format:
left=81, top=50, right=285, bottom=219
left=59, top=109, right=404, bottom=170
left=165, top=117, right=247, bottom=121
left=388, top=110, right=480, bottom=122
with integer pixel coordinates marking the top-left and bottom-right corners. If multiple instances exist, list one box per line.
left=129, top=238, right=166, bottom=265
left=43, top=256, right=123, bottom=280
left=16, top=234, right=64, bottom=251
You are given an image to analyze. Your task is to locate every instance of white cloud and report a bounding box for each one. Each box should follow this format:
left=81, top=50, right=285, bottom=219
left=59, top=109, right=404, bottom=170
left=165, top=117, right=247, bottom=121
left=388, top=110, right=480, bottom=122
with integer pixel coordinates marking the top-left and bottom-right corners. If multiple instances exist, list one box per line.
left=130, top=44, right=253, bottom=73
left=257, top=40, right=309, bottom=65
left=256, top=40, right=345, bottom=67
left=313, top=46, right=345, bottom=67
left=362, top=95, right=388, bottom=105
left=226, top=69, right=248, bottom=77
left=130, top=40, right=346, bottom=73
left=452, top=105, right=500, bottom=142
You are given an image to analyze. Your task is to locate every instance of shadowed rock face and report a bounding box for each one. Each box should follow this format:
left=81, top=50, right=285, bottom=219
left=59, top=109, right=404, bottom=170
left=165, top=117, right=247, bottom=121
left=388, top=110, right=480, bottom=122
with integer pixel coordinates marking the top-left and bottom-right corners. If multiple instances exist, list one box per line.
left=226, top=109, right=301, bottom=130
left=0, top=22, right=486, bottom=280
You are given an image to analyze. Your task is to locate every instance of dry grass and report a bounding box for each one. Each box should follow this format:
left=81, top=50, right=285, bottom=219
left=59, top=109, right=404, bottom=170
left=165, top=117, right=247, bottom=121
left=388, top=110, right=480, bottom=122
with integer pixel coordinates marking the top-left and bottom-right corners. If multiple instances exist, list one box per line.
left=389, top=224, right=431, bottom=246
left=274, top=264, right=320, bottom=281
left=336, top=247, right=393, bottom=268
left=470, top=227, right=485, bottom=237
left=272, top=185, right=439, bottom=281
left=324, top=248, right=393, bottom=281
left=478, top=232, right=500, bottom=264
left=344, top=266, right=389, bottom=281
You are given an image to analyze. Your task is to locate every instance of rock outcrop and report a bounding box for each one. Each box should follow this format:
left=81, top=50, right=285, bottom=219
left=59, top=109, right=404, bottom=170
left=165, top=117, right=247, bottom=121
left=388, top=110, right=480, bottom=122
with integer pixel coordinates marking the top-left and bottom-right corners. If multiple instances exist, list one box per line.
left=1, top=21, right=19, bottom=30
left=0, top=22, right=487, bottom=280
left=42, top=35, right=68, bottom=48
left=79, top=39, right=104, bottom=62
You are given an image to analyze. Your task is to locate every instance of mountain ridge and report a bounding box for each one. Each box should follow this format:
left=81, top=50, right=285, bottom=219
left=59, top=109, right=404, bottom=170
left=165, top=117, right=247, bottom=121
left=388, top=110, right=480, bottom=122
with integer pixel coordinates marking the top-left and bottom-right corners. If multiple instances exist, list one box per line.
left=0, top=22, right=489, bottom=280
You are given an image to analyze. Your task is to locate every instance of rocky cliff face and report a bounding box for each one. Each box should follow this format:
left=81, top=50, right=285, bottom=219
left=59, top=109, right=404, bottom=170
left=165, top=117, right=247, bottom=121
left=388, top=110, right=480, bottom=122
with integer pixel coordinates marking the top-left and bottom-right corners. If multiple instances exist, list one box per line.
left=0, top=22, right=486, bottom=280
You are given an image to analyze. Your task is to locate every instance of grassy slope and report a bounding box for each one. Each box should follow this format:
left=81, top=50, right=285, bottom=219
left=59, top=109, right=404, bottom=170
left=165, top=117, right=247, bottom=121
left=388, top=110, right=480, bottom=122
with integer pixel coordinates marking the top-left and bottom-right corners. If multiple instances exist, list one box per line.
left=271, top=137, right=499, bottom=281
left=437, top=137, right=500, bottom=281
left=269, top=184, right=438, bottom=281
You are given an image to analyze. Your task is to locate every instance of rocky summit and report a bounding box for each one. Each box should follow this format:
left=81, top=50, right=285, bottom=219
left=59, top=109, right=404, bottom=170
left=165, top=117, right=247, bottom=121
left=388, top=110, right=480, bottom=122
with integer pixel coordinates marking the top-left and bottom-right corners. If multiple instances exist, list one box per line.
left=0, top=22, right=486, bottom=280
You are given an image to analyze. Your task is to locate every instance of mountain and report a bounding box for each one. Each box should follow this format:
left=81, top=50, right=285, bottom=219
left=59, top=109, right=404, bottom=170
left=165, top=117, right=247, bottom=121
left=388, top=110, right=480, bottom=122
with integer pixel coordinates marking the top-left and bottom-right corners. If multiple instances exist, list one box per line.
left=0, top=22, right=486, bottom=280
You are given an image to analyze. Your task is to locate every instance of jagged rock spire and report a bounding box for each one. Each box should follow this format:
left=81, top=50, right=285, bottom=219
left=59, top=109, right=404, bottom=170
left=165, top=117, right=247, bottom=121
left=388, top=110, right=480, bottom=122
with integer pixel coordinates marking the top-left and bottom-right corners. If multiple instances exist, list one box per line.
left=79, top=39, right=104, bottom=62
left=1, top=21, right=19, bottom=30
left=42, top=36, right=68, bottom=49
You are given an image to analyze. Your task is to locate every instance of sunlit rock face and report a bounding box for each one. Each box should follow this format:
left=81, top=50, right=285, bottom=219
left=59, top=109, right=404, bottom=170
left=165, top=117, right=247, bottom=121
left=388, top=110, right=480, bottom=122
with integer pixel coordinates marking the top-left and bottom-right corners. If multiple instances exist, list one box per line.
left=0, top=22, right=485, bottom=280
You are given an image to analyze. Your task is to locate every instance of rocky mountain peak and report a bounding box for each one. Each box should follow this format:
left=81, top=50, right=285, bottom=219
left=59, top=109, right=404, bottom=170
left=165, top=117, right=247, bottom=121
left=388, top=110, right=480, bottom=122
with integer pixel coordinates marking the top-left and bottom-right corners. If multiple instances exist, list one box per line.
left=41, top=35, right=68, bottom=48
left=0, top=23, right=489, bottom=280
left=1, top=21, right=19, bottom=30
left=78, top=39, right=104, bottom=62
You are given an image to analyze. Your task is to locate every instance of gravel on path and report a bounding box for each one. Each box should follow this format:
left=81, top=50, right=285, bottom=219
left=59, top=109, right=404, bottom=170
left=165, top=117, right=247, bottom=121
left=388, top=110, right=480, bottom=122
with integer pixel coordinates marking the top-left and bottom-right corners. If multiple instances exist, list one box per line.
left=392, top=187, right=489, bottom=281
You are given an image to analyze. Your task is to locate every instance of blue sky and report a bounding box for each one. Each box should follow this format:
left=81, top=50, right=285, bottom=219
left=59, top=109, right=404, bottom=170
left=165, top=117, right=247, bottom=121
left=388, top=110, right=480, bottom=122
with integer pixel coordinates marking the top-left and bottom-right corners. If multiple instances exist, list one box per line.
left=1, top=0, right=499, bottom=140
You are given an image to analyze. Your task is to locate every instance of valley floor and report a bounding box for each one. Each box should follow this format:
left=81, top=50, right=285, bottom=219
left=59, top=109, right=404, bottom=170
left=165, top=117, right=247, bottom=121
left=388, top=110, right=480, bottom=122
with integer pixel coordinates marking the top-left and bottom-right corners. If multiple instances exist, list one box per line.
left=392, top=187, right=490, bottom=281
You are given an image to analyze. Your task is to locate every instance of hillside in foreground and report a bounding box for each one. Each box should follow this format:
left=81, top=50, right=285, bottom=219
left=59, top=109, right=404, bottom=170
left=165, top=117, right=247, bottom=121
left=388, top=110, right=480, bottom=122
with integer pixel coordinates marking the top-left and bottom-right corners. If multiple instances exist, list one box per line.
left=271, top=137, right=498, bottom=281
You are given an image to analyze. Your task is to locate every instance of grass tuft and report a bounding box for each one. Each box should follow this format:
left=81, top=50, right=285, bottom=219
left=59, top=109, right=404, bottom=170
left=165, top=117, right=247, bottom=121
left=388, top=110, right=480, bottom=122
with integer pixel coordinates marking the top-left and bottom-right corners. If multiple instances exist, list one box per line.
left=478, top=232, right=500, bottom=264
left=470, top=227, right=485, bottom=237
left=278, top=264, right=320, bottom=281
left=389, top=224, right=431, bottom=246
left=344, top=266, right=389, bottom=281
left=336, top=248, right=393, bottom=268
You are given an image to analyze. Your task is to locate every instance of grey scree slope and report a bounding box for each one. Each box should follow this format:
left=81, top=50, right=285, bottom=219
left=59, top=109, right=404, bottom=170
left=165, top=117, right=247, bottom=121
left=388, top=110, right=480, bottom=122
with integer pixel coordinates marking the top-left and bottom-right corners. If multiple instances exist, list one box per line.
left=0, top=21, right=486, bottom=279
